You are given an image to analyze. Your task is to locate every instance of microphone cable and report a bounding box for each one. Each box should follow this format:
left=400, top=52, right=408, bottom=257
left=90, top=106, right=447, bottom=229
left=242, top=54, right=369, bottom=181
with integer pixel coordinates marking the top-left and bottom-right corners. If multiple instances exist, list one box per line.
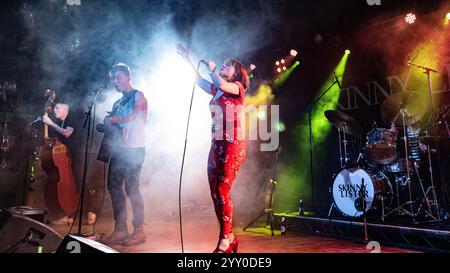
left=178, top=60, right=203, bottom=253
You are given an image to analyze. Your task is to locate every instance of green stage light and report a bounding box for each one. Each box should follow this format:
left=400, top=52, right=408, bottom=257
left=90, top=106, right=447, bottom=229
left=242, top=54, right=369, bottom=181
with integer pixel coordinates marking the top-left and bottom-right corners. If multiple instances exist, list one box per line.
left=274, top=51, right=349, bottom=213
left=276, top=121, right=286, bottom=132
left=272, top=60, right=300, bottom=88
left=345, top=49, right=351, bottom=55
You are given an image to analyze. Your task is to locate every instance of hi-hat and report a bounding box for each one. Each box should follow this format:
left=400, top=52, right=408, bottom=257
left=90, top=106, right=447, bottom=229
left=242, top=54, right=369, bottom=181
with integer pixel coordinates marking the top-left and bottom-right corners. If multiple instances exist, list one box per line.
left=381, top=91, right=426, bottom=126
left=324, top=110, right=363, bottom=136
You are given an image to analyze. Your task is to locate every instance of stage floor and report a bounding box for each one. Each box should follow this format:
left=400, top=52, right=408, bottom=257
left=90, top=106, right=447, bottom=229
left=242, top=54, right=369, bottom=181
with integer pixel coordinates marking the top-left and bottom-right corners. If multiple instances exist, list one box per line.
left=48, top=216, right=418, bottom=253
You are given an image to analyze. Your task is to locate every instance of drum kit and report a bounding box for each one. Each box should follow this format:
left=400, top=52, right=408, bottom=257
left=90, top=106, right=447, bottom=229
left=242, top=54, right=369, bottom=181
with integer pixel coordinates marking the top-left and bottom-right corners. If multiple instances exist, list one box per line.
left=326, top=91, right=445, bottom=222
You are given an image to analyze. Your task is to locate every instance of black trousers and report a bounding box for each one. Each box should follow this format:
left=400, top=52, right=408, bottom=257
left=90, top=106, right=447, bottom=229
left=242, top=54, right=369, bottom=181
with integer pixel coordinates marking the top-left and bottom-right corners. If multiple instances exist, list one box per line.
left=107, top=147, right=145, bottom=232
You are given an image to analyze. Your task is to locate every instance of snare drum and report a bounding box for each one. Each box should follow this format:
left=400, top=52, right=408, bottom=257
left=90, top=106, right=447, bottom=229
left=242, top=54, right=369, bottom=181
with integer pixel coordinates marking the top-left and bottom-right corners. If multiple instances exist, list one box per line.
left=332, top=168, right=392, bottom=217
left=365, top=128, right=397, bottom=164
left=385, top=158, right=415, bottom=173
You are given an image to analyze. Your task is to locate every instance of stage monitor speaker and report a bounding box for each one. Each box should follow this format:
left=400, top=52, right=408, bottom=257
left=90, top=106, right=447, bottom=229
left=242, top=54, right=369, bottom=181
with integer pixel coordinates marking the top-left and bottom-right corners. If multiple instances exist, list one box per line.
left=56, top=235, right=119, bottom=253
left=0, top=209, right=63, bottom=253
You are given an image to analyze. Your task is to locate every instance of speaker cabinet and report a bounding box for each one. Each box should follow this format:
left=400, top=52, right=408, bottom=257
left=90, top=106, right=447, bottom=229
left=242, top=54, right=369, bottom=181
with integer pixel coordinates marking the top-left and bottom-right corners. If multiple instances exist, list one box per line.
left=0, top=209, right=63, bottom=253
left=56, top=235, right=119, bottom=253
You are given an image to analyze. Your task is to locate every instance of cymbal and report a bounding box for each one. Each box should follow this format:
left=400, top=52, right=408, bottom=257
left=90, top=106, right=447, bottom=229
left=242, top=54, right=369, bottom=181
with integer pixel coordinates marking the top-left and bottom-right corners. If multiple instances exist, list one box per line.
left=381, top=91, right=427, bottom=126
left=324, top=110, right=363, bottom=136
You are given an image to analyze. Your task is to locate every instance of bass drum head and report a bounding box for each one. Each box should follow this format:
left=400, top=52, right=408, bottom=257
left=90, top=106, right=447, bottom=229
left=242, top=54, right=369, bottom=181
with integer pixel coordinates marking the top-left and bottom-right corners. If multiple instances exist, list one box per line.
left=332, top=168, right=375, bottom=217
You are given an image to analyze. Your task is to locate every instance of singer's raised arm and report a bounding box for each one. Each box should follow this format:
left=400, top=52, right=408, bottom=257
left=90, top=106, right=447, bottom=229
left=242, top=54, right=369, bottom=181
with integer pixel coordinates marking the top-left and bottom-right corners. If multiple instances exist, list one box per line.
left=176, top=43, right=215, bottom=95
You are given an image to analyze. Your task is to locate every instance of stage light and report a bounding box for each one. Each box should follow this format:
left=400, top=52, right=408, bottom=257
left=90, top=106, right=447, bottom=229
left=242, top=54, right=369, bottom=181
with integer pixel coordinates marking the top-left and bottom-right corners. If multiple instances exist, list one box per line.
left=314, top=34, right=323, bottom=44
left=281, top=59, right=285, bottom=64
left=276, top=121, right=286, bottom=132
left=257, top=109, right=267, bottom=120
left=345, top=49, right=351, bottom=55
left=446, top=13, right=450, bottom=20
left=66, top=0, right=81, bottom=6
left=405, top=13, right=416, bottom=24
left=290, top=49, right=298, bottom=57
left=272, top=61, right=300, bottom=88
left=276, top=61, right=280, bottom=66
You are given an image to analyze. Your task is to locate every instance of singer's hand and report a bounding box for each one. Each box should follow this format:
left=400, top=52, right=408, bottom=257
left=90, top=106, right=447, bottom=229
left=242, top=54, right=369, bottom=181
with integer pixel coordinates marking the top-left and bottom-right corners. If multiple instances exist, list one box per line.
left=176, top=44, right=189, bottom=60
left=42, top=115, right=54, bottom=126
left=207, top=61, right=216, bottom=73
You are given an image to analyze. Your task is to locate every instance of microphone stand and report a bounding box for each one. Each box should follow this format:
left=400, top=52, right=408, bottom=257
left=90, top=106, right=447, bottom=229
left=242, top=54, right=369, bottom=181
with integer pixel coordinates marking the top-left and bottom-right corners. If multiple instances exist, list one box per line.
left=76, top=90, right=100, bottom=236
left=408, top=61, right=447, bottom=220
left=177, top=60, right=203, bottom=253
left=305, top=77, right=340, bottom=213
left=359, top=178, right=369, bottom=242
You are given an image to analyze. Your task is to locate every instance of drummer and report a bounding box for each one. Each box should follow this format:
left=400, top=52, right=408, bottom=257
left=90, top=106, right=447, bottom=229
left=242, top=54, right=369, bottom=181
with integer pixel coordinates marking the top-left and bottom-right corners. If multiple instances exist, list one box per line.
left=394, top=120, right=428, bottom=164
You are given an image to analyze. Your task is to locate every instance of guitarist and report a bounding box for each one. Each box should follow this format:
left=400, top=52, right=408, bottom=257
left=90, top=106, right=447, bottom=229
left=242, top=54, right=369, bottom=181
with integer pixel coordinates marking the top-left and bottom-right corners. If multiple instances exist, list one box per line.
left=98, top=63, right=148, bottom=246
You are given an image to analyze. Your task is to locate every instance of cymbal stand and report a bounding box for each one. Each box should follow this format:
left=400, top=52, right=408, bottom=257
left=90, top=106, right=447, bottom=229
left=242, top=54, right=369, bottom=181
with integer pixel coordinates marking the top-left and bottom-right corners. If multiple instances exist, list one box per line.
left=338, top=122, right=348, bottom=168
left=337, top=130, right=349, bottom=168
left=338, top=128, right=343, bottom=168
left=400, top=109, right=414, bottom=214
left=425, top=139, right=440, bottom=220
left=412, top=161, right=438, bottom=221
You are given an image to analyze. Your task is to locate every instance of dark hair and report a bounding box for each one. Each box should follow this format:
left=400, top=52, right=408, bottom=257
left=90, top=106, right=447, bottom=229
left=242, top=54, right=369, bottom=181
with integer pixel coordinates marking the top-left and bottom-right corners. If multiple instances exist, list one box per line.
left=227, top=59, right=249, bottom=90
left=109, top=63, right=131, bottom=77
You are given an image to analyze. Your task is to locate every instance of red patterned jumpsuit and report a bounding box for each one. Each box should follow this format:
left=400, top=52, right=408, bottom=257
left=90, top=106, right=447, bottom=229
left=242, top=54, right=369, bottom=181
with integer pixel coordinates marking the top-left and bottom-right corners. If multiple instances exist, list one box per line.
left=208, top=82, right=247, bottom=239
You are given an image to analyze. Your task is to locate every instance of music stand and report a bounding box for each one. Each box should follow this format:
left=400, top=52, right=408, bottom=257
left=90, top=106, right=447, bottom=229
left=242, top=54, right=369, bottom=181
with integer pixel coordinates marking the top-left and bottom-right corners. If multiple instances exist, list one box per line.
left=243, top=146, right=281, bottom=236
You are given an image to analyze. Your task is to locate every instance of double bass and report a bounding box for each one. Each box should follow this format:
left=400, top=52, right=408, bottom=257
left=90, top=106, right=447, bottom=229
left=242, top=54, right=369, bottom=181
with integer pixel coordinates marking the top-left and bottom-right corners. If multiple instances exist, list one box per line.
left=40, top=90, right=79, bottom=217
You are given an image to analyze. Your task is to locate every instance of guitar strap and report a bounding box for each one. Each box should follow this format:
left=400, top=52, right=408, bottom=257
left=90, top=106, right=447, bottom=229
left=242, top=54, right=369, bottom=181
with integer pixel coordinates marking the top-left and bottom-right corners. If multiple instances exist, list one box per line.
left=111, top=90, right=137, bottom=117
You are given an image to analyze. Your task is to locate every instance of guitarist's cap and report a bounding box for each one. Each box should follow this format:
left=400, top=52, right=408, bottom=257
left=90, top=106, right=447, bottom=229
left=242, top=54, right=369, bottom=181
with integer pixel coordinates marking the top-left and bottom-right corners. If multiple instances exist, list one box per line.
left=110, top=63, right=131, bottom=77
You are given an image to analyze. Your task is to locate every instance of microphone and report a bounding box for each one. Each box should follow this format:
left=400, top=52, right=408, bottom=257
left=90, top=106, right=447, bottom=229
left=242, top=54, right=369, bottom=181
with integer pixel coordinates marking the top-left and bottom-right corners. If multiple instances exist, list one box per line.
left=92, top=85, right=107, bottom=94
left=334, top=72, right=342, bottom=89
left=27, top=116, right=42, bottom=126
left=200, top=59, right=208, bottom=65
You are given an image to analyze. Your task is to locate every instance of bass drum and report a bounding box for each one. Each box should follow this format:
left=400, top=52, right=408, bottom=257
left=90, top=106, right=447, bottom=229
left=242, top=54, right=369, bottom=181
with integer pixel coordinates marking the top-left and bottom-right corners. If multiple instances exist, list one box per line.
left=332, top=168, right=393, bottom=217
